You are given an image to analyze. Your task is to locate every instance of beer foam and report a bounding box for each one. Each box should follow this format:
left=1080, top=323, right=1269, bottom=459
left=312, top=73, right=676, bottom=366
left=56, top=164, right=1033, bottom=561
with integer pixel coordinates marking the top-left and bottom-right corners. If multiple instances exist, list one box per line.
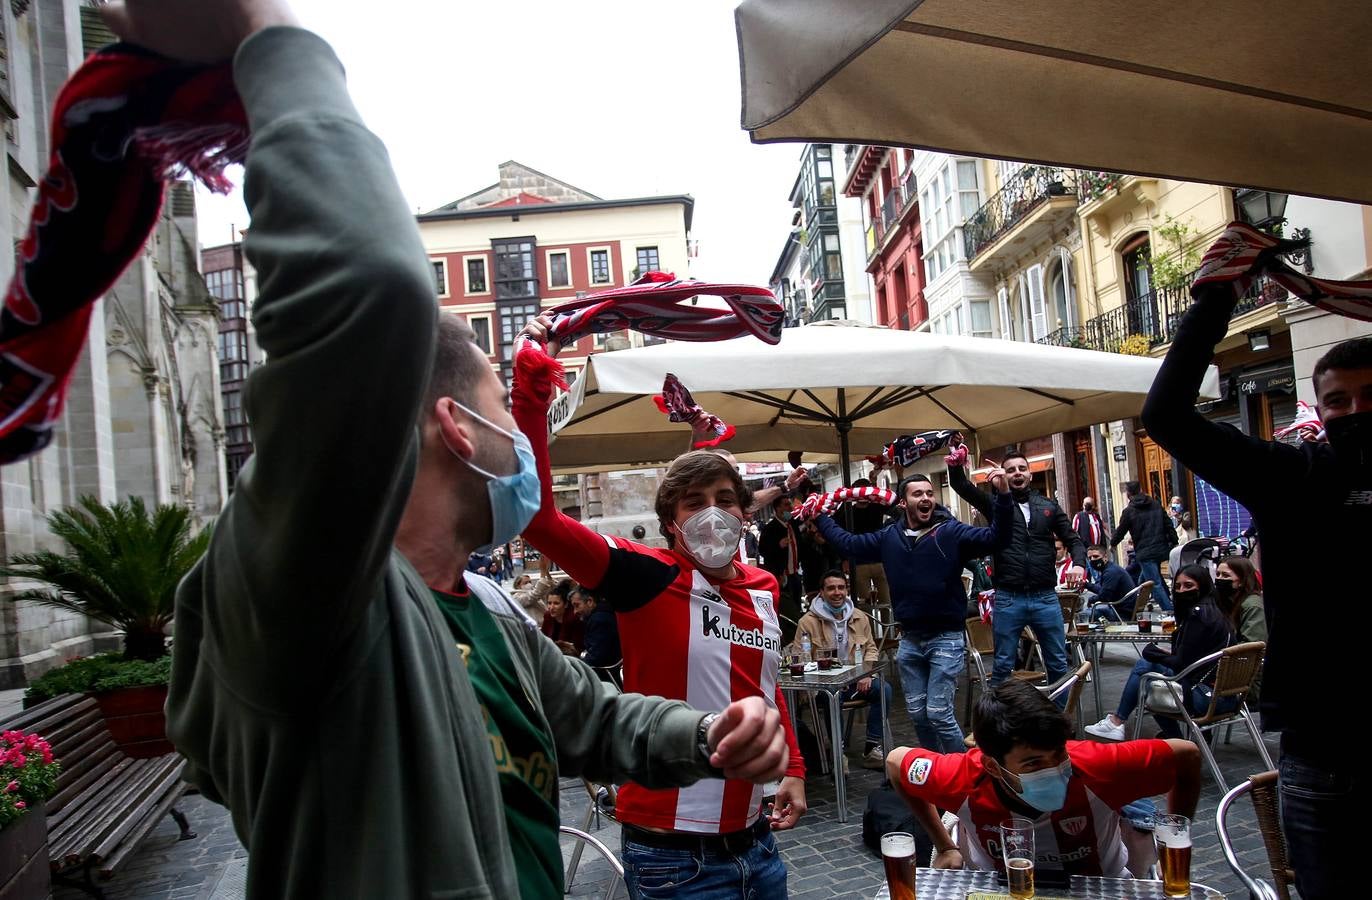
left=1156, top=828, right=1191, bottom=849
left=881, top=833, right=916, bottom=857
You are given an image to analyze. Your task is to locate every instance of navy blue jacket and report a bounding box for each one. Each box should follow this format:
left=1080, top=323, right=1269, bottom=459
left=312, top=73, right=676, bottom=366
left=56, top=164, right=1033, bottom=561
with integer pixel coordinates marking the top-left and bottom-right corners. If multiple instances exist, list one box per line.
left=1083, top=562, right=1136, bottom=614
left=815, top=491, right=1014, bottom=637
left=581, top=603, right=621, bottom=668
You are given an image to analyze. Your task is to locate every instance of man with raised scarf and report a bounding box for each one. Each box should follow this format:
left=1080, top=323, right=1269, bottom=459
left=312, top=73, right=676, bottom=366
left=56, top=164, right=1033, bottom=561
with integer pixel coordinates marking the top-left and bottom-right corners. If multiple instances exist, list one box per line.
left=514, top=315, right=808, bottom=899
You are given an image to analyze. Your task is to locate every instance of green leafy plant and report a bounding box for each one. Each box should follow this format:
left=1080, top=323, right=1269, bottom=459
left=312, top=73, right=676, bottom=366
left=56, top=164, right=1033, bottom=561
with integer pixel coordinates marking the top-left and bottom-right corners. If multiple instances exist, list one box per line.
left=1, top=496, right=210, bottom=661
left=23, top=654, right=172, bottom=706
left=1145, top=217, right=1202, bottom=293
left=0, top=730, right=59, bottom=829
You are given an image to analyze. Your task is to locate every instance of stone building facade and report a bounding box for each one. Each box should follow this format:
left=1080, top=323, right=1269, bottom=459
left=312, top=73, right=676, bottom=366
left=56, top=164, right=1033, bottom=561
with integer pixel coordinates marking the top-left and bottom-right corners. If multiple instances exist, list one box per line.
left=0, top=1, right=227, bottom=687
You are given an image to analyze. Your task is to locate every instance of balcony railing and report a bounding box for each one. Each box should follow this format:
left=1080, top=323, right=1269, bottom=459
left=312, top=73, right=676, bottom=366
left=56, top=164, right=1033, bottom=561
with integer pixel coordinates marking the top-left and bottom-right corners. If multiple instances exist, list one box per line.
left=964, top=166, right=1078, bottom=260
left=1076, top=170, right=1127, bottom=204
left=1037, top=270, right=1294, bottom=353
left=880, top=189, right=900, bottom=231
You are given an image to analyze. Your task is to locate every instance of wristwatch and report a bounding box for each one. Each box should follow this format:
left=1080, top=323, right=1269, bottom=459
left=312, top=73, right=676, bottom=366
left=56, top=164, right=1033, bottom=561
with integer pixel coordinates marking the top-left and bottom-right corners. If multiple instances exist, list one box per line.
left=696, top=713, right=719, bottom=764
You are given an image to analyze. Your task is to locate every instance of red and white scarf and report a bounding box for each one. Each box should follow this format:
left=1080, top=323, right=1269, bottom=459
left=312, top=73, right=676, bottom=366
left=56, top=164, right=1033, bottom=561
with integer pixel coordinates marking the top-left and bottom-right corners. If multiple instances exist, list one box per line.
left=653, top=373, right=735, bottom=449
left=1273, top=399, right=1325, bottom=441
left=796, top=486, right=897, bottom=521
left=1192, top=221, right=1372, bottom=320
left=543, top=271, right=784, bottom=347
left=865, top=430, right=959, bottom=473
left=0, top=44, right=246, bottom=463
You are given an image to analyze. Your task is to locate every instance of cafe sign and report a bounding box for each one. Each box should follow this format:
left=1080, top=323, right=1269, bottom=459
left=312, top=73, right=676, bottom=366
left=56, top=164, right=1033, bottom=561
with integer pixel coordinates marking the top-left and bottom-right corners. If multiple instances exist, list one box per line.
left=1239, top=368, right=1296, bottom=395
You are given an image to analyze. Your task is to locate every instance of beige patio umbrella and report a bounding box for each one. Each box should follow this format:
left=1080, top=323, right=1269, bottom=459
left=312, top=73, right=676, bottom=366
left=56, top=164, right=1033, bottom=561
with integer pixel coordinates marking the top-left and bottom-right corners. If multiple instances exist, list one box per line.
left=548, top=323, right=1220, bottom=476
left=736, top=0, right=1372, bottom=203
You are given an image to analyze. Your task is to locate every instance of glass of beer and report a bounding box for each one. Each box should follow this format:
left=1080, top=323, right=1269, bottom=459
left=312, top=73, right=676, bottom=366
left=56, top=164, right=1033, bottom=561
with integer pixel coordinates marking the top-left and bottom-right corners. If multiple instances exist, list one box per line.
left=1155, top=814, right=1192, bottom=897
left=1001, top=817, right=1036, bottom=899
left=1161, top=615, right=1177, bottom=635
left=787, top=652, right=806, bottom=677
left=1137, top=611, right=1153, bottom=633
left=1075, top=609, right=1093, bottom=635
left=880, top=832, right=916, bottom=900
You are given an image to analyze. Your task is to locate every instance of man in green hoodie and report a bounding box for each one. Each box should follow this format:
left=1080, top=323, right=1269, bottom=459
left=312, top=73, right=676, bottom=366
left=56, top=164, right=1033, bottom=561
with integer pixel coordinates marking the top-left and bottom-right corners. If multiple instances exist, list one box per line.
left=114, top=2, right=791, bottom=896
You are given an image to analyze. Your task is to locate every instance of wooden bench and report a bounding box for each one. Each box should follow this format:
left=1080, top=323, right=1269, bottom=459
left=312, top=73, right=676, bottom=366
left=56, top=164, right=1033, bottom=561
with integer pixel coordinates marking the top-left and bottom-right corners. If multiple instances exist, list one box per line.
left=1, top=693, right=194, bottom=898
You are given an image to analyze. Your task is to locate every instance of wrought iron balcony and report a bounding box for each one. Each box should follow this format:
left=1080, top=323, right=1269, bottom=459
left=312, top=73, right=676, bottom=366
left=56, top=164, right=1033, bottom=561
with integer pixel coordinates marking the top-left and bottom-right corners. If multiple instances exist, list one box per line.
left=1038, top=268, right=1297, bottom=354
left=964, top=166, right=1078, bottom=260
left=1075, top=170, right=1128, bottom=204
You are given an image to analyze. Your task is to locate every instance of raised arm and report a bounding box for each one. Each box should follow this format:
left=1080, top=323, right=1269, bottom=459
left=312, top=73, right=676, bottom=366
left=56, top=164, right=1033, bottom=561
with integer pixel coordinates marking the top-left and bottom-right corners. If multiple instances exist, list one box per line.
left=205, top=28, right=438, bottom=671
left=813, top=514, right=884, bottom=563
left=1141, top=283, right=1305, bottom=513
left=956, top=489, right=1014, bottom=556
left=511, top=327, right=677, bottom=607
left=947, top=459, right=993, bottom=521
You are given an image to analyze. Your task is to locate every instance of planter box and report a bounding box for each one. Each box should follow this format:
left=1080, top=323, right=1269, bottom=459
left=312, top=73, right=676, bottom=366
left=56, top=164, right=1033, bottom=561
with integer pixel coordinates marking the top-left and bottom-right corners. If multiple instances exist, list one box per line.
left=93, top=686, right=173, bottom=759
left=0, top=801, right=50, bottom=900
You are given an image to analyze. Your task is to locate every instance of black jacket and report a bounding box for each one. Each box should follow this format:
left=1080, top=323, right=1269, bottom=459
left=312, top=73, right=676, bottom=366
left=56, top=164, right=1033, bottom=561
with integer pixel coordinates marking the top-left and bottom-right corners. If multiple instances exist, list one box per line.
left=1083, top=562, right=1136, bottom=613
left=758, top=516, right=797, bottom=580
left=1144, top=598, right=1234, bottom=693
left=1141, top=282, right=1372, bottom=736
left=948, top=466, right=1085, bottom=591
left=1110, top=494, right=1177, bottom=563
left=581, top=604, right=621, bottom=668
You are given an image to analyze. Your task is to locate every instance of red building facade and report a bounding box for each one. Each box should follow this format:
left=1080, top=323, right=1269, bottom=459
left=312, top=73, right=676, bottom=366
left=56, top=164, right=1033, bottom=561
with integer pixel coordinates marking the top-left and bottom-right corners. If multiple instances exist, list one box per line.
left=843, top=146, right=928, bottom=331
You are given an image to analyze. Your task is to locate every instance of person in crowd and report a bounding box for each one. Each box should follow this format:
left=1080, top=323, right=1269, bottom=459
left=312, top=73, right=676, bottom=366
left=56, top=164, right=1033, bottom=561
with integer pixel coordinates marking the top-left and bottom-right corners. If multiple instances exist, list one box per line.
left=1082, top=544, right=1137, bottom=622
left=512, top=555, right=554, bottom=619
left=888, top=680, right=1200, bottom=878
left=573, top=587, right=621, bottom=669
left=1122, top=540, right=1143, bottom=584
left=743, top=518, right=760, bottom=565
left=159, top=5, right=789, bottom=895
left=846, top=477, right=893, bottom=607
left=1214, top=557, right=1265, bottom=645
left=1110, top=482, right=1177, bottom=611
left=489, top=551, right=504, bottom=584
left=1143, top=246, right=1372, bottom=897
left=466, top=550, right=492, bottom=577
left=949, top=450, right=1086, bottom=691
left=1168, top=496, right=1185, bottom=528
left=1175, top=510, right=1199, bottom=545
left=796, top=570, right=892, bottom=769
left=1085, top=566, right=1234, bottom=741
left=1072, top=496, right=1108, bottom=549
left=797, top=517, right=843, bottom=602
left=1053, top=538, right=1073, bottom=587
left=516, top=317, right=808, bottom=899
left=814, top=471, right=1013, bottom=753
left=540, top=580, right=585, bottom=655
left=759, top=493, right=805, bottom=643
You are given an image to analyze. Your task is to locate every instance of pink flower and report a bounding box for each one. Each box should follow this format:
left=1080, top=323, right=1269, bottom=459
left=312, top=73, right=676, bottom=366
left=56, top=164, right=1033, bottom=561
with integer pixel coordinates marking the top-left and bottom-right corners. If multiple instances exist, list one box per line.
left=4, top=781, right=16, bottom=793
left=10, top=754, right=24, bottom=768
left=14, top=801, right=24, bottom=810
left=41, top=749, right=53, bottom=765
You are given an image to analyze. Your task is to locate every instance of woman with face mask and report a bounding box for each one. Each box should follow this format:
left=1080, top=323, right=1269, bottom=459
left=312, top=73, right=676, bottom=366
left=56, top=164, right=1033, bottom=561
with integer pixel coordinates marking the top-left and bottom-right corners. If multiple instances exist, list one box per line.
left=1086, top=565, right=1235, bottom=741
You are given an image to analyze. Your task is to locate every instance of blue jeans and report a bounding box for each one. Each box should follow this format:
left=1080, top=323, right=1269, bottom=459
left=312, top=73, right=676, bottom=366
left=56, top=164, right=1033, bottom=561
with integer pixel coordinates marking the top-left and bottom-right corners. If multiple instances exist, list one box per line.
left=896, top=632, right=965, bottom=753
left=1136, top=560, right=1172, bottom=611
left=622, top=822, right=787, bottom=899
left=991, top=588, right=1069, bottom=692
left=1281, top=744, right=1361, bottom=900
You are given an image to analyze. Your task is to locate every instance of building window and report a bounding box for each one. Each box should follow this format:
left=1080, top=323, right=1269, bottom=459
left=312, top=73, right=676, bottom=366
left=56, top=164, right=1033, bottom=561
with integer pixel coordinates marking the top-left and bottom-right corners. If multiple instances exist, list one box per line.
left=499, top=302, right=539, bottom=362
left=635, top=246, right=660, bottom=276
left=217, top=330, right=247, bottom=363
left=589, top=248, right=612, bottom=284
left=493, top=239, right=537, bottom=300
left=1121, top=234, right=1152, bottom=302
left=970, top=300, right=993, bottom=339
left=465, top=256, right=489, bottom=294
left=469, top=315, right=492, bottom=355
left=547, top=251, right=571, bottom=289
left=431, top=259, right=449, bottom=296
left=920, top=158, right=980, bottom=286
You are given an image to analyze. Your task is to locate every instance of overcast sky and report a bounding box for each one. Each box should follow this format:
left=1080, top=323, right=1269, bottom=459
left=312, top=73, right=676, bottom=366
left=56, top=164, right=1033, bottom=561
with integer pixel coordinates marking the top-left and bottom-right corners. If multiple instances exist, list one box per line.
left=195, top=0, right=805, bottom=284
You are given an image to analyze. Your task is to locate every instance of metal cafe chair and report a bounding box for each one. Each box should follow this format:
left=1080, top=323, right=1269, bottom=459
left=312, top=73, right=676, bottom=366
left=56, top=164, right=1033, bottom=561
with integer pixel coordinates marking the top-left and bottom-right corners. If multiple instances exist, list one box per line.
left=1216, top=770, right=1295, bottom=900
left=1133, top=641, right=1273, bottom=790
left=560, top=825, right=625, bottom=900
left=966, top=660, right=1092, bottom=749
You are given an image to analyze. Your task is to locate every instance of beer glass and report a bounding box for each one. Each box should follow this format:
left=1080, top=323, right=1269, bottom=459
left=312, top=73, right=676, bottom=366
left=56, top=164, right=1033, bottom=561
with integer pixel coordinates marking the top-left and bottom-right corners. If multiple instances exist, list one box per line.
left=1075, top=609, right=1093, bottom=635
left=1001, top=817, right=1036, bottom=899
left=786, top=652, right=806, bottom=677
left=817, top=648, right=837, bottom=670
left=880, top=832, right=916, bottom=900
left=1161, top=615, right=1177, bottom=635
left=1154, top=814, right=1192, bottom=897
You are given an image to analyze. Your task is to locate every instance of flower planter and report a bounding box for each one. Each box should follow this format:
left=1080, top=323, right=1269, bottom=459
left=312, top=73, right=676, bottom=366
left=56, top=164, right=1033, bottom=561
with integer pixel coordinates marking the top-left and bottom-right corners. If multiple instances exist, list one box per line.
left=93, top=685, right=173, bottom=759
left=0, top=801, right=50, bottom=900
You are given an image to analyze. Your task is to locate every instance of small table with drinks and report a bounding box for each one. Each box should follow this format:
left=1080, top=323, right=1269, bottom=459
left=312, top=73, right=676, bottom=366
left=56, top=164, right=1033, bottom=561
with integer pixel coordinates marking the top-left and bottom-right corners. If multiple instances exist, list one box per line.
left=876, top=813, right=1220, bottom=899
left=778, top=657, right=890, bottom=824
left=1068, top=614, right=1177, bottom=721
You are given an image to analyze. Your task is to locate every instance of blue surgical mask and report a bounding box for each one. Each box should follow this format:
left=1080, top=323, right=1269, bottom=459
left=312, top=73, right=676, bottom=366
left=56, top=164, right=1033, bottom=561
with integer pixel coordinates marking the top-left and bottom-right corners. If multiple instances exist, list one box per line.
left=1009, top=759, right=1072, bottom=813
left=451, top=401, right=542, bottom=551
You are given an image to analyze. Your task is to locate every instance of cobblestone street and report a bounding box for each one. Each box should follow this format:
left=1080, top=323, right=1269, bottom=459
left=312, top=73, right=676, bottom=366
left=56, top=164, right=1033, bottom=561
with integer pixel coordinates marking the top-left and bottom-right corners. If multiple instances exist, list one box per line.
left=54, top=640, right=1279, bottom=899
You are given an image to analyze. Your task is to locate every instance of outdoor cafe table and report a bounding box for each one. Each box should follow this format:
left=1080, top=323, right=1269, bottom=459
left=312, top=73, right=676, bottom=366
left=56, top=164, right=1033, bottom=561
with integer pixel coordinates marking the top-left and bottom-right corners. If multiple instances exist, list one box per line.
left=1067, top=624, right=1171, bottom=721
left=872, top=868, right=1223, bottom=899
left=778, top=659, right=890, bottom=824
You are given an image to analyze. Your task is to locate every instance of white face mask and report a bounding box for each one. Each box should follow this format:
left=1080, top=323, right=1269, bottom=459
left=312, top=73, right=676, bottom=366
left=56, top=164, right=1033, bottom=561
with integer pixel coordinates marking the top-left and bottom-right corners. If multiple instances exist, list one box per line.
left=677, top=506, right=743, bottom=569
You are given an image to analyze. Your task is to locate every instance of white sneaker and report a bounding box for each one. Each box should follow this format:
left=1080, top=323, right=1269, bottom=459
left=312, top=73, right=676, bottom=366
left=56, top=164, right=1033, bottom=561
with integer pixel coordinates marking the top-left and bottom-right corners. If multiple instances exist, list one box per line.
left=861, top=747, right=885, bottom=770
left=1085, top=717, right=1126, bottom=741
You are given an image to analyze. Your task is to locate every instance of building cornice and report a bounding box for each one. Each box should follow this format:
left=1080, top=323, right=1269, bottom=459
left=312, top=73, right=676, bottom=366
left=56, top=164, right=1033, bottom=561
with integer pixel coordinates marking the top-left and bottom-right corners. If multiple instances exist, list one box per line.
left=418, top=195, right=695, bottom=234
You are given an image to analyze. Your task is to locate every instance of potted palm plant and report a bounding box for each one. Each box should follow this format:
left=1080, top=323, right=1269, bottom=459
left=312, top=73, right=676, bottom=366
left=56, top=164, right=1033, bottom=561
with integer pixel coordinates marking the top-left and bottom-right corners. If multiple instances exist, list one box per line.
left=1, top=497, right=210, bottom=757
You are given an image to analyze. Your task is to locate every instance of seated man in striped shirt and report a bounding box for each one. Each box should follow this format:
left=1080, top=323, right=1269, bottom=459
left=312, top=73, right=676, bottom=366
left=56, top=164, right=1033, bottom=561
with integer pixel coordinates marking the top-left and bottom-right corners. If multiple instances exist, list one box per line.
left=515, top=315, right=807, bottom=899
